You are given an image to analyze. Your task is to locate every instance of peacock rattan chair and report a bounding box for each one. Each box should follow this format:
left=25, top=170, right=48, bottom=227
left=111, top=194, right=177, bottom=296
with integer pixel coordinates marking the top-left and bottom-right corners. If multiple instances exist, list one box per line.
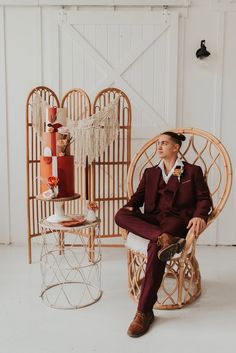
left=122, top=128, right=232, bottom=309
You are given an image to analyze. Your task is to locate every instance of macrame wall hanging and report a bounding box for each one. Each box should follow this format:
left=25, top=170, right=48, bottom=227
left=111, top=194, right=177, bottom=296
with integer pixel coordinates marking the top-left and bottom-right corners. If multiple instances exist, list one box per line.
left=65, top=95, right=120, bottom=165
left=31, top=93, right=47, bottom=139
left=31, top=93, right=120, bottom=164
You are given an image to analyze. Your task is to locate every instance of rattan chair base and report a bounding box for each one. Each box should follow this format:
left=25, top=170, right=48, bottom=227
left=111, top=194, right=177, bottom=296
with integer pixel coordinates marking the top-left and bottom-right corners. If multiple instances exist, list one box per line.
left=127, top=248, right=202, bottom=310
left=128, top=291, right=202, bottom=310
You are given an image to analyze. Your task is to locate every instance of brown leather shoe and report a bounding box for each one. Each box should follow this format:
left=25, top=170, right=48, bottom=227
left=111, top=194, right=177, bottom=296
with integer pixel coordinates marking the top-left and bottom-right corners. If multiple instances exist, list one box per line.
left=157, top=234, right=186, bottom=262
left=127, top=311, right=154, bottom=337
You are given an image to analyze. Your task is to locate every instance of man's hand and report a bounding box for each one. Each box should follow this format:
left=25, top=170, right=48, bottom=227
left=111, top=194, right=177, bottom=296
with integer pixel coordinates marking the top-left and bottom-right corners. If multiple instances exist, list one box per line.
left=186, top=217, right=206, bottom=238
left=124, top=206, right=134, bottom=211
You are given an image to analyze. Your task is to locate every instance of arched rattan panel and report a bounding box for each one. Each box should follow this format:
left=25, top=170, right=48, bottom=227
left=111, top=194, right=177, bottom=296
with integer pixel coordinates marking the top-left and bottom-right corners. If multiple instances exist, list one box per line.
left=26, top=86, right=60, bottom=263
left=61, top=88, right=91, bottom=215
left=92, top=88, right=132, bottom=243
left=125, top=128, right=232, bottom=309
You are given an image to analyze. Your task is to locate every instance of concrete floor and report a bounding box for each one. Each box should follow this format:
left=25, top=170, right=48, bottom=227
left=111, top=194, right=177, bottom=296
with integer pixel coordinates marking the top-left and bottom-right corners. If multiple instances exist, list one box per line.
left=0, top=244, right=236, bottom=353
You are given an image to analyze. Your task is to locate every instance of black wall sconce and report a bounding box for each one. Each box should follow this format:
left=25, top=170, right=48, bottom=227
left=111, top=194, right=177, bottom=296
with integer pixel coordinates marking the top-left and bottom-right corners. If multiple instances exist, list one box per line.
left=196, top=40, right=211, bottom=59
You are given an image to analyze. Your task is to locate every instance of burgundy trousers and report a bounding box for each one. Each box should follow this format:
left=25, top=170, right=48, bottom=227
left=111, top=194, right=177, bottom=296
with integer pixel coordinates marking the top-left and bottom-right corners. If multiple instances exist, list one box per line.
left=115, top=208, right=187, bottom=312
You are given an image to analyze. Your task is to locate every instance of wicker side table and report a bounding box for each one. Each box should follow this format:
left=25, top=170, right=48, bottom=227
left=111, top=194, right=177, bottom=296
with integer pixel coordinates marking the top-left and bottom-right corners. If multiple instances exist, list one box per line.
left=39, top=217, right=101, bottom=309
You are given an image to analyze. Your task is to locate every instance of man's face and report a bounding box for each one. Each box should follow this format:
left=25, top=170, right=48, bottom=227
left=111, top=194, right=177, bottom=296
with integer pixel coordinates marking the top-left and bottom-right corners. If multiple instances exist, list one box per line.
left=157, top=134, right=179, bottom=159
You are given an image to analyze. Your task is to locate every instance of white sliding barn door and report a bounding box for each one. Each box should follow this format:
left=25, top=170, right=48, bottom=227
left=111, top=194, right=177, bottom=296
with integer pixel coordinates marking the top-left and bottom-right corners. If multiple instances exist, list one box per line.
left=59, top=10, right=179, bottom=138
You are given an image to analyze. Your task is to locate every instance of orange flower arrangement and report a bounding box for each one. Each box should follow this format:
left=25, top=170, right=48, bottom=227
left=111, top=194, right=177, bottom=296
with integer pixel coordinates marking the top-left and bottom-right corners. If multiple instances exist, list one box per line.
left=48, top=176, right=59, bottom=192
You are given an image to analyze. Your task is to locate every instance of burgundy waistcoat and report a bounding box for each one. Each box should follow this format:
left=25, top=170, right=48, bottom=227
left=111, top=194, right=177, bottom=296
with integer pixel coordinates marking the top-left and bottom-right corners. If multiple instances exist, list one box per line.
left=155, top=175, right=178, bottom=213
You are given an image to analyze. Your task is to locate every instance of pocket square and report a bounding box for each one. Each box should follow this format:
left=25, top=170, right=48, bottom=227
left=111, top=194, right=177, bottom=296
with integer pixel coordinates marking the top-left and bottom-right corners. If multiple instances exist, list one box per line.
left=182, top=179, right=191, bottom=184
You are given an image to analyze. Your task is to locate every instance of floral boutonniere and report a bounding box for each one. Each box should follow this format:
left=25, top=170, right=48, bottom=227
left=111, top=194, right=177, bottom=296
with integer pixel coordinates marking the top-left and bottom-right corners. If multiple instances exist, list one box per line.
left=173, top=165, right=184, bottom=182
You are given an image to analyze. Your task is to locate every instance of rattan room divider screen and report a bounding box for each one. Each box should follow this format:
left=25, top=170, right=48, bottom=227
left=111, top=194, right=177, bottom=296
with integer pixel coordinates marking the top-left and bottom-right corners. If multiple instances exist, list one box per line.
left=26, top=87, right=60, bottom=263
left=26, top=86, right=131, bottom=263
left=92, top=88, right=131, bottom=243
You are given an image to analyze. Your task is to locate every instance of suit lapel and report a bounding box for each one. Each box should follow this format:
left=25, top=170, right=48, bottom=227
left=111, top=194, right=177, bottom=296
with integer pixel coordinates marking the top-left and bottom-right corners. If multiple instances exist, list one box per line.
left=150, top=166, right=162, bottom=201
left=148, top=162, right=189, bottom=208
left=171, top=162, right=189, bottom=201
left=168, top=175, right=181, bottom=200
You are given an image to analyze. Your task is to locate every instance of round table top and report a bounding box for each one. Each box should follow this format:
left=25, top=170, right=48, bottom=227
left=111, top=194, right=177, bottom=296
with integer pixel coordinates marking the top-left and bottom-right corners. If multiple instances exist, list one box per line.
left=36, top=193, right=80, bottom=202
left=39, top=216, right=100, bottom=231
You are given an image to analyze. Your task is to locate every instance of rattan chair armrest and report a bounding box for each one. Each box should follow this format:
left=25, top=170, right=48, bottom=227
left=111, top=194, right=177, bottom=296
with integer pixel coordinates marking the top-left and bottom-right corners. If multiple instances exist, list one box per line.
left=179, top=221, right=209, bottom=262
left=179, top=227, right=196, bottom=262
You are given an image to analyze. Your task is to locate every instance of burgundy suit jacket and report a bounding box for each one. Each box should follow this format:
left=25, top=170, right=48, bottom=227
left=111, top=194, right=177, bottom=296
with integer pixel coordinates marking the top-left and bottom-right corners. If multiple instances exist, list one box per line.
left=125, top=162, right=212, bottom=223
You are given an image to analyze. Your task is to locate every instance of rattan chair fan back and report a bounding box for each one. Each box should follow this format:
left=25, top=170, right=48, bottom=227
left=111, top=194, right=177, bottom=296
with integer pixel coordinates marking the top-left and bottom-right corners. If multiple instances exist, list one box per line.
left=125, top=128, right=232, bottom=309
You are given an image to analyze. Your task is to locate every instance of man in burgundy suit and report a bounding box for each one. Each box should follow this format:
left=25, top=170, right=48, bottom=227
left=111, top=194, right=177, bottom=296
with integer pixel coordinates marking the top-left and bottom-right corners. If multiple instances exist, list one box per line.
left=115, top=131, right=212, bottom=338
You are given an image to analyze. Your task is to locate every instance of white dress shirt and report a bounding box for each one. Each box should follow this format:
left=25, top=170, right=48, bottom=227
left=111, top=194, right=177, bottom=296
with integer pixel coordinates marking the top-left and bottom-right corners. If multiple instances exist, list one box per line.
left=158, top=158, right=184, bottom=184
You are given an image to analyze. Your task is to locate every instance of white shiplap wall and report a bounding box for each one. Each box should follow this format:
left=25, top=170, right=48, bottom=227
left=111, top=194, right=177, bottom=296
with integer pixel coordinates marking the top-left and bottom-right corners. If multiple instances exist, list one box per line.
left=0, top=6, right=10, bottom=244
left=0, top=0, right=235, bottom=245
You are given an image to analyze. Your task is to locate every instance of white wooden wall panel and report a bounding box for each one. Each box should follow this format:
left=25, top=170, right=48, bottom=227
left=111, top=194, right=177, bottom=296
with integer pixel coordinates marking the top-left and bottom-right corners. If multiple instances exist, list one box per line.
left=60, top=25, right=73, bottom=93
left=182, top=9, right=218, bottom=132
left=181, top=6, right=219, bottom=245
left=211, top=0, right=236, bottom=11
left=0, top=6, right=10, bottom=244
left=180, top=5, right=236, bottom=245
left=217, top=10, right=236, bottom=245
left=41, top=6, right=60, bottom=93
left=0, top=1, right=235, bottom=246
left=4, top=6, right=41, bottom=244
